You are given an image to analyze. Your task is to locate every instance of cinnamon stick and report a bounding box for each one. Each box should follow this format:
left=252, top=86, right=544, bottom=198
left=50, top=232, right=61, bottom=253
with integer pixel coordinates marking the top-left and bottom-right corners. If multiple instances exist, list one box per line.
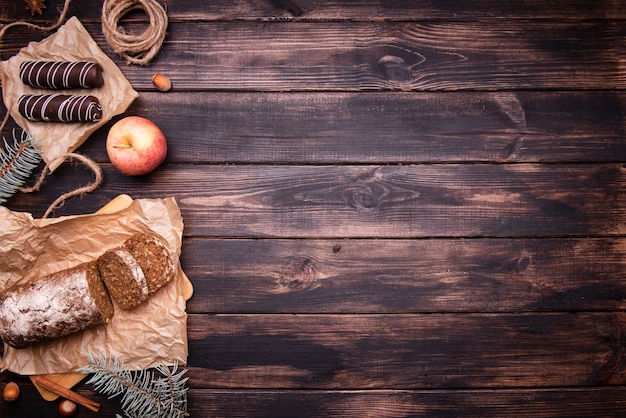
left=33, top=376, right=101, bottom=413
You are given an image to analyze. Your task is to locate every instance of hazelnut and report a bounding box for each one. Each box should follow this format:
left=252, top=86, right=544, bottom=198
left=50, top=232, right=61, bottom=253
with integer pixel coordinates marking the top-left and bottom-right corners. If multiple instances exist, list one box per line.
left=3, top=381, right=19, bottom=402
left=152, top=73, right=172, bottom=92
left=58, top=399, right=77, bottom=416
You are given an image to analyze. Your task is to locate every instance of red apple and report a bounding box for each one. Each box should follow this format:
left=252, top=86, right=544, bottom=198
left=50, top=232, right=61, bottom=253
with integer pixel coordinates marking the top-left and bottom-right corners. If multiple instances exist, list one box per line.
left=106, top=116, right=167, bottom=176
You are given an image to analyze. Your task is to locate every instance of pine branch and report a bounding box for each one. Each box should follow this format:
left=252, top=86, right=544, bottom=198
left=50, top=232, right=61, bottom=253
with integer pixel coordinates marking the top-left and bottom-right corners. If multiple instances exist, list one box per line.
left=78, top=353, right=189, bottom=418
left=0, top=130, right=40, bottom=204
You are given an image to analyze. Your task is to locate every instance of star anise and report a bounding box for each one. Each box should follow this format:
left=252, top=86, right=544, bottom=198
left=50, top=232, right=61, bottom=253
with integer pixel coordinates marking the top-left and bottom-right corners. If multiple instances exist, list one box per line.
left=24, top=0, right=46, bottom=16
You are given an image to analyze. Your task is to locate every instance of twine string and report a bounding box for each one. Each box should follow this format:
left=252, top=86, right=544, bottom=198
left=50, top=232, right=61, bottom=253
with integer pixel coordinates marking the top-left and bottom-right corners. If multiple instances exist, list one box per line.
left=0, top=110, right=9, bottom=134
left=0, top=0, right=88, bottom=218
left=20, top=152, right=104, bottom=219
left=0, top=0, right=168, bottom=216
left=0, top=0, right=73, bottom=135
left=1, top=109, right=102, bottom=217
left=0, top=0, right=72, bottom=40
left=101, top=0, right=168, bottom=65
left=0, top=0, right=73, bottom=143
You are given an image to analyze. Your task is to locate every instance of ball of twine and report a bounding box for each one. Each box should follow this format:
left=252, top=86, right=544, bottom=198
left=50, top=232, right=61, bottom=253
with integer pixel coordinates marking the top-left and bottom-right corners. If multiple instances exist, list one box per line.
left=101, top=0, right=168, bottom=65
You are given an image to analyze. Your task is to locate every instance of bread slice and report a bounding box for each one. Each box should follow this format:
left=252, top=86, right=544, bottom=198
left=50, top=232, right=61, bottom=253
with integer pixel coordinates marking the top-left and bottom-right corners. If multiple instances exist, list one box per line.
left=122, top=233, right=176, bottom=295
left=96, top=248, right=149, bottom=310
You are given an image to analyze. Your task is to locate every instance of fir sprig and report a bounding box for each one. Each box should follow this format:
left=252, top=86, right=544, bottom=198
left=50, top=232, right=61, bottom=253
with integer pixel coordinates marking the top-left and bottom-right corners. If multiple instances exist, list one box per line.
left=78, top=353, right=190, bottom=418
left=0, top=130, right=40, bottom=204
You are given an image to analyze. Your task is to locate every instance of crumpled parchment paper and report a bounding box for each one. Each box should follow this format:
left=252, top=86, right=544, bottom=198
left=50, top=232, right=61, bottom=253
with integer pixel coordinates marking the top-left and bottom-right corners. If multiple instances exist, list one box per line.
left=0, top=16, right=138, bottom=172
left=0, top=197, right=188, bottom=375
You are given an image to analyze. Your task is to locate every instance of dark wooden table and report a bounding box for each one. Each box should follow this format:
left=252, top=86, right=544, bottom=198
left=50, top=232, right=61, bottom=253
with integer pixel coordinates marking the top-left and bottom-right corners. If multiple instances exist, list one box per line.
left=2, top=1, right=626, bottom=416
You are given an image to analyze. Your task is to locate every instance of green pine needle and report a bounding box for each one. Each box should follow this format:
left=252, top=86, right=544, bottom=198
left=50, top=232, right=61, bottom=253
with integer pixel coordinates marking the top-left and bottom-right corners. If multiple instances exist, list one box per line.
left=78, top=353, right=190, bottom=418
left=0, top=130, right=40, bottom=205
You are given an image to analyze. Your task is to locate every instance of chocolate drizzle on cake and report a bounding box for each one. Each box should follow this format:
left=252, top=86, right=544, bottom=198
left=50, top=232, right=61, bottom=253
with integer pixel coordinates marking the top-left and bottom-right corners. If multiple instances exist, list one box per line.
left=18, top=94, right=102, bottom=123
left=20, top=61, right=104, bottom=90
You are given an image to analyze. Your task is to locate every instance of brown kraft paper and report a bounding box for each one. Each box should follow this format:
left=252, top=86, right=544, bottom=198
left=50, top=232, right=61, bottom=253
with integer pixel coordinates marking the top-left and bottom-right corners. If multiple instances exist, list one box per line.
left=0, top=17, right=138, bottom=172
left=0, top=196, right=189, bottom=375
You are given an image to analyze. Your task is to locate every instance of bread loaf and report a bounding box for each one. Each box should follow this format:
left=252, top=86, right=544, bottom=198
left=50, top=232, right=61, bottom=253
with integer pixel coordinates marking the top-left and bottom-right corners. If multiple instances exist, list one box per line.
left=0, top=262, right=113, bottom=349
left=0, top=232, right=176, bottom=348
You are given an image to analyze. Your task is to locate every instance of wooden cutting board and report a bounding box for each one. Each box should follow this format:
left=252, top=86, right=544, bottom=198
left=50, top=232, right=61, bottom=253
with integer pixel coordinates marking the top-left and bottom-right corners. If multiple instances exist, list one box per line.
left=30, top=194, right=194, bottom=400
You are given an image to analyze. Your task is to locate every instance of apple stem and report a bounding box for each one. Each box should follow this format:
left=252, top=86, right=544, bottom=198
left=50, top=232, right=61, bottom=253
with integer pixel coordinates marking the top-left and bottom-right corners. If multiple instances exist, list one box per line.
left=113, top=145, right=133, bottom=149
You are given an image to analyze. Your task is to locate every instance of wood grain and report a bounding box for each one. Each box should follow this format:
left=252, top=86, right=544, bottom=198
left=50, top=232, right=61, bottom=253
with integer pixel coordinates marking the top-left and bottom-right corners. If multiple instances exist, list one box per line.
left=2, top=0, right=626, bottom=22
left=5, top=383, right=626, bottom=417
left=2, top=1, right=626, bottom=416
left=181, top=238, right=626, bottom=314
left=3, top=21, right=626, bottom=91
left=71, top=91, right=626, bottom=165
left=185, top=312, right=626, bottom=389
left=8, top=164, right=625, bottom=237
left=190, top=388, right=626, bottom=417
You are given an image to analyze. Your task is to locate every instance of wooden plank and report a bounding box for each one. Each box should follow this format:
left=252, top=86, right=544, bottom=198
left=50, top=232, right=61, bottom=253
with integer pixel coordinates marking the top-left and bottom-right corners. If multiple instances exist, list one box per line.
left=3, top=21, right=626, bottom=91
left=190, top=388, right=626, bottom=417
left=121, top=21, right=626, bottom=91
left=181, top=238, right=626, bottom=314
left=69, top=91, right=626, bottom=164
left=185, top=312, right=626, bottom=389
left=4, top=375, right=626, bottom=417
left=5, top=164, right=624, bottom=237
left=2, top=0, right=626, bottom=21
left=1, top=2, right=625, bottom=417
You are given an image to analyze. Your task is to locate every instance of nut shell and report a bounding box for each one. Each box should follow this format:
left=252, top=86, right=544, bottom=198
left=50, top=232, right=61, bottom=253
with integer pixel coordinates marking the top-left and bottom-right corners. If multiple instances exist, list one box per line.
left=152, top=73, right=172, bottom=91
left=59, top=399, right=77, bottom=416
left=3, top=381, right=19, bottom=402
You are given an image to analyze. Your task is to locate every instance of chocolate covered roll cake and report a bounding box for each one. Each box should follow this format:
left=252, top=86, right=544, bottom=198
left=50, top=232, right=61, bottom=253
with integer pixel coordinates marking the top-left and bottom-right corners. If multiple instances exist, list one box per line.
left=18, top=93, right=102, bottom=122
left=0, top=262, right=114, bottom=349
left=20, top=61, right=104, bottom=89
